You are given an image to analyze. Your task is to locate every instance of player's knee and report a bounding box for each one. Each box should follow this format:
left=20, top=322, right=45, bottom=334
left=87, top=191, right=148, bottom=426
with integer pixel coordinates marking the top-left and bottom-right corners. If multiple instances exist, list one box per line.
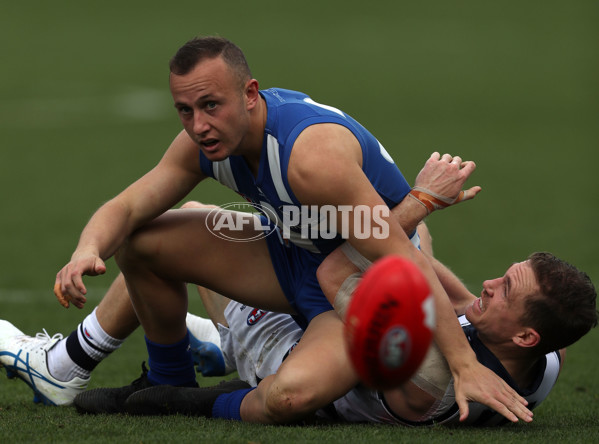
left=114, top=226, right=156, bottom=272
left=263, top=384, right=317, bottom=423
left=180, top=200, right=219, bottom=210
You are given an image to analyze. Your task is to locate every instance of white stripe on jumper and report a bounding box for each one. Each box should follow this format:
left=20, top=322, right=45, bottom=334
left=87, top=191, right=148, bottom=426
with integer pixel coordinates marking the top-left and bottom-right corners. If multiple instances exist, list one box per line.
left=212, top=158, right=238, bottom=192
left=266, top=134, right=293, bottom=204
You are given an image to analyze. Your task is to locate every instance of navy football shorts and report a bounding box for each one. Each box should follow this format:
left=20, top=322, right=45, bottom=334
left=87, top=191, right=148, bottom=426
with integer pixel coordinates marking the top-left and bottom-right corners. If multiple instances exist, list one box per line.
left=262, top=217, right=334, bottom=330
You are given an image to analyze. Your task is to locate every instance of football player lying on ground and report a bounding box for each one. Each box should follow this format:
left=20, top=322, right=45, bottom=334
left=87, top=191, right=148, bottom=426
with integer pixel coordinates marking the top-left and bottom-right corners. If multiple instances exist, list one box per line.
left=103, top=221, right=598, bottom=426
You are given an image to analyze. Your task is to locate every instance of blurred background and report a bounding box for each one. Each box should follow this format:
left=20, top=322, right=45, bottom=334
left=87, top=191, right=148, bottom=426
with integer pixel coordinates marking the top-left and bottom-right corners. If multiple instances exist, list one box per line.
left=1, top=0, right=597, bottom=389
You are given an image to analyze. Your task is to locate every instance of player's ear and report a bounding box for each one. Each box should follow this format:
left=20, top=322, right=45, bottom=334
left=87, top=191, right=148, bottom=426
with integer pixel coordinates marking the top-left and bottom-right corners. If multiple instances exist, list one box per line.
left=513, top=328, right=540, bottom=348
left=245, top=79, right=260, bottom=110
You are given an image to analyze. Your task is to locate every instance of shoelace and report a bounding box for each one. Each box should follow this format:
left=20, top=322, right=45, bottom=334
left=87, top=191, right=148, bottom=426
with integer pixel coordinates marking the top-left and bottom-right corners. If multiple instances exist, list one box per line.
left=31, top=329, right=64, bottom=345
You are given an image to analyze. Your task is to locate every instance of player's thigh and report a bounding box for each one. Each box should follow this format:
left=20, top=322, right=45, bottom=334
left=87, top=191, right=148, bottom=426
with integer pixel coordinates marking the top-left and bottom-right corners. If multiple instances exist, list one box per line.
left=123, top=208, right=290, bottom=313
left=268, top=311, right=358, bottom=413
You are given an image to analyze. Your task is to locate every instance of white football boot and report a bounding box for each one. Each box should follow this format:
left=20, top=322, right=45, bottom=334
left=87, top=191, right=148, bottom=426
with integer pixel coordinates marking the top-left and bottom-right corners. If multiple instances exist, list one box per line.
left=0, top=320, right=88, bottom=406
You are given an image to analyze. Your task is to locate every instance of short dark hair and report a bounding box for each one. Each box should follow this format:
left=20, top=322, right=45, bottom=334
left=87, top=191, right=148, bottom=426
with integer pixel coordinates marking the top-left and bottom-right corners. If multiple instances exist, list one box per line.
left=520, top=252, right=598, bottom=354
left=169, top=36, right=252, bottom=88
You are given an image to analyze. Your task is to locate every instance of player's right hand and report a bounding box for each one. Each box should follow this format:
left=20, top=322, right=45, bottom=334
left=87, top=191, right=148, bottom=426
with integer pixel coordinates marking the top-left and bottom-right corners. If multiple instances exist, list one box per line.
left=413, top=152, right=482, bottom=207
left=54, top=252, right=107, bottom=309
left=453, top=359, right=533, bottom=423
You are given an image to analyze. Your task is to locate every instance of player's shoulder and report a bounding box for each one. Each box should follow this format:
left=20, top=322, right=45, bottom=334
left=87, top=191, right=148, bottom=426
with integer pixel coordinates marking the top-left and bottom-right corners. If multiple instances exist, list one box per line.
left=262, top=87, right=348, bottom=119
left=261, top=88, right=310, bottom=106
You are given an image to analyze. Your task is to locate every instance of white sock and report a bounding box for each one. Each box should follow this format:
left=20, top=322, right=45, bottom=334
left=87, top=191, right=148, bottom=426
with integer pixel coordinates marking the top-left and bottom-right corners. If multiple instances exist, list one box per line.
left=186, top=312, right=221, bottom=346
left=77, top=307, right=124, bottom=361
left=47, top=338, right=88, bottom=381
left=47, top=308, right=124, bottom=382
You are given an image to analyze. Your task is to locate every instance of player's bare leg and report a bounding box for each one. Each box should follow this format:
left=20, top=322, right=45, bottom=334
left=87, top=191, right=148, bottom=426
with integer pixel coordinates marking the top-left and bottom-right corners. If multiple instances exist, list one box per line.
left=240, top=310, right=358, bottom=423
left=123, top=309, right=357, bottom=423
left=115, top=208, right=291, bottom=344
left=107, top=208, right=290, bottom=396
left=79, top=207, right=359, bottom=423
left=94, top=273, right=140, bottom=339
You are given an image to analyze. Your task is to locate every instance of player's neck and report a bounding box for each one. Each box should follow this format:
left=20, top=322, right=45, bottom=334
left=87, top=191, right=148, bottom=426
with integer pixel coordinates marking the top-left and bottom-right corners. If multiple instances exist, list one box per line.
left=503, top=356, right=543, bottom=390
left=242, top=96, right=267, bottom=177
left=487, top=343, right=541, bottom=389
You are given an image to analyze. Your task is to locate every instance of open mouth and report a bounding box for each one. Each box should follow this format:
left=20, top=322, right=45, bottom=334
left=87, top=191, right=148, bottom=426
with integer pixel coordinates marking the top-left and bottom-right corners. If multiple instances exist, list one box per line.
left=202, top=139, right=219, bottom=148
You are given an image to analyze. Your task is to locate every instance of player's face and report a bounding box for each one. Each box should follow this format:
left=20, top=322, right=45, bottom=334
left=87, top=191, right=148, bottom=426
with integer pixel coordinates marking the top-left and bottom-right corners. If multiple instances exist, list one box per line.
left=170, top=56, right=252, bottom=162
left=465, top=260, right=540, bottom=344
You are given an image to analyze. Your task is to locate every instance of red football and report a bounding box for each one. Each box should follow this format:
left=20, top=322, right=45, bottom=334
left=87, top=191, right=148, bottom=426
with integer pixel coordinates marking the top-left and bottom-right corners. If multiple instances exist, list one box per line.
left=344, top=255, right=435, bottom=389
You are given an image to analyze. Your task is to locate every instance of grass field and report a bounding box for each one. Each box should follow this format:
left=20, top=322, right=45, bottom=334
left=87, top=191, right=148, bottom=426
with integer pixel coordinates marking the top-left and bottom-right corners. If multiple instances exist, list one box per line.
left=1, top=1, right=598, bottom=442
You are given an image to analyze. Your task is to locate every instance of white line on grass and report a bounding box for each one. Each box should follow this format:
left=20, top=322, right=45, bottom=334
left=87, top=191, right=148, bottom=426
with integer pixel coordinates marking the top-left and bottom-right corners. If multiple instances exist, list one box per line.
left=0, top=288, right=108, bottom=303
left=0, top=88, right=172, bottom=129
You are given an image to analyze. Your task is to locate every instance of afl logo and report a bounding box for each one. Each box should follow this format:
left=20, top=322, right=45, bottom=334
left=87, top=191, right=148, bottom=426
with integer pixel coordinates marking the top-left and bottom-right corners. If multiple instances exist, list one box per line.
left=205, top=202, right=279, bottom=242
left=380, top=327, right=411, bottom=369
left=247, top=308, right=269, bottom=325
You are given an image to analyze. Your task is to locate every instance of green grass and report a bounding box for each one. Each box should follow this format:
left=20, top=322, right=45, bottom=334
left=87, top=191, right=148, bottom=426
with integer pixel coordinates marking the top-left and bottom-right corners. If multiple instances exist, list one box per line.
left=1, top=0, right=598, bottom=442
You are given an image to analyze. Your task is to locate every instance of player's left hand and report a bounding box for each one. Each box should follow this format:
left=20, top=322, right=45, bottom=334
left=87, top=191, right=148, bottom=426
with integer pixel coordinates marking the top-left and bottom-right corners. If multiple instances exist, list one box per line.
left=54, top=251, right=107, bottom=309
left=412, top=152, right=482, bottom=213
left=453, top=361, right=534, bottom=423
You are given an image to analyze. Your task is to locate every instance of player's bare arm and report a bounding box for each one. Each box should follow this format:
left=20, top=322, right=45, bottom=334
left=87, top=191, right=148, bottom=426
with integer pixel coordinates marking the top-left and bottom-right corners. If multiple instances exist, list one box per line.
left=287, top=123, right=417, bottom=263
left=425, top=254, right=477, bottom=315
left=392, top=152, right=480, bottom=313
left=55, top=130, right=206, bottom=308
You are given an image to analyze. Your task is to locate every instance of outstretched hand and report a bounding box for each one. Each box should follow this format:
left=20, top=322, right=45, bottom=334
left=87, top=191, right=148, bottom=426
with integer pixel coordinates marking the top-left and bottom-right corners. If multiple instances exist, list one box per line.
left=412, top=152, right=482, bottom=212
left=453, top=361, right=533, bottom=423
left=54, top=252, right=107, bottom=309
